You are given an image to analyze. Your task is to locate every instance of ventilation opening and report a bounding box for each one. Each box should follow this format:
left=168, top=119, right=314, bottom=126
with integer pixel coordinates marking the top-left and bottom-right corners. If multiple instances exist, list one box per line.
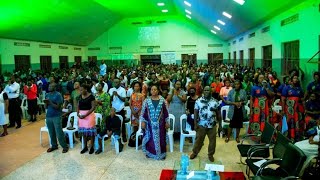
left=88, top=47, right=100, bottom=51
left=131, top=22, right=143, bottom=25
left=59, top=46, right=68, bottom=49
left=181, top=45, right=196, bottom=48
left=140, top=46, right=160, bottom=49
left=109, top=47, right=122, bottom=50
left=249, top=32, right=256, bottom=38
left=156, top=20, right=167, bottom=23
left=239, top=37, right=244, bottom=42
left=14, top=42, right=30, bottom=47
left=261, top=26, right=270, bottom=33
left=281, top=14, right=299, bottom=26
left=74, top=47, right=81, bottom=50
left=233, top=40, right=236, bottom=45
left=208, top=44, right=223, bottom=47
left=39, top=44, right=51, bottom=48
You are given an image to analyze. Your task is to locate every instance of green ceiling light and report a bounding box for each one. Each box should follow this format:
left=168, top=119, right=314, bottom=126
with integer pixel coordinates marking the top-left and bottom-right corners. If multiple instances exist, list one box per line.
left=162, top=9, right=168, bottom=13
left=222, top=11, right=232, bottom=19
left=217, top=20, right=225, bottom=25
left=186, top=14, right=192, bottom=19
left=184, top=1, right=191, bottom=7
left=214, top=25, right=220, bottom=30
left=210, top=30, right=217, bottom=34
left=185, top=9, right=192, bottom=15
left=233, top=0, right=245, bottom=5
left=157, top=2, right=165, bottom=6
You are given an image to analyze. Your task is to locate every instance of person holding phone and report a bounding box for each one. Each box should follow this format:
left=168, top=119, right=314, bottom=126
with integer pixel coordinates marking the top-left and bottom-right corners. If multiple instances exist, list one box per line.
left=45, top=83, right=68, bottom=153
left=167, top=80, right=187, bottom=135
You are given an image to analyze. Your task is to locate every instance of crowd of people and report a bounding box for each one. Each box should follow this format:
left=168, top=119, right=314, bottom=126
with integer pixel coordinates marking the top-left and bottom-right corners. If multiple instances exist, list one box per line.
left=0, top=61, right=319, bottom=162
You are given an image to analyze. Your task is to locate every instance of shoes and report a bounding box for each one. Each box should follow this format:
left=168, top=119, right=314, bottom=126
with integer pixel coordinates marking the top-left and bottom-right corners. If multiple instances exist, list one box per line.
left=32, top=118, right=37, bottom=122
left=119, top=143, right=124, bottom=152
left=236, top=137, right=240, bottom=143
left=16, top=125, right=21, bottom=129
left=7, top=125, right=15, bottom=128
left=0, top=132, right=8, bottom=137
left=190, top=153, right=197, bottom=159
left=225, top=138, right=229, bottom=143
left=80, top=147, right=88, bottom=154
left=95, top=149, right=102, bottom=154
left=47, top=147, right=58, bottom=153
left=62, top=148, right=69, bottom=153
left=208, top=156, right=215, bottom=162
left=89, top=147, right=94, bottom=154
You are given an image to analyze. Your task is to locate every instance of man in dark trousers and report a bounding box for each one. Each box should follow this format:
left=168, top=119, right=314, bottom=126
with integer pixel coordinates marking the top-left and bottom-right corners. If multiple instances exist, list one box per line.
left=5, top=75, right=21, bottom=129
left=95, top=108, right=123, bottom=154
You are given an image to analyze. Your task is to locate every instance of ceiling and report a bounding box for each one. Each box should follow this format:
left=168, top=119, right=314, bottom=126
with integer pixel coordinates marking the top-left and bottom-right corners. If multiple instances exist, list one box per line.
left=0, top=0, right=307, bottom=46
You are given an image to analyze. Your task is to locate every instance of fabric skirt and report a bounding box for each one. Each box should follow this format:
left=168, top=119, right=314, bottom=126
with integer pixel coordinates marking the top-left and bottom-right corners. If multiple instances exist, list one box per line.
left=229, top=106, right=243, bottom=128
left=27, top=99, right=38, bottom=115
left=78, top=110, right=96, bottom=136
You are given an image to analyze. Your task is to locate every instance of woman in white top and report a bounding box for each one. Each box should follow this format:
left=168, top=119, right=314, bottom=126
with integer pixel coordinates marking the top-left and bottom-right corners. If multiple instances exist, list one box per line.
left=0, top=83, right=9, bottom=137
left=295, top=120, right=320, bottom=157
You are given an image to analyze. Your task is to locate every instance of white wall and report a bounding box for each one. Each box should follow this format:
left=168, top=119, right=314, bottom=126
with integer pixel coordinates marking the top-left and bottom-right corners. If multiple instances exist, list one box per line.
left=228, top=1, right=320, bottom=85
left=86, top=15, right=228, bottom=64
left=0, top=38, right=85, bottom=72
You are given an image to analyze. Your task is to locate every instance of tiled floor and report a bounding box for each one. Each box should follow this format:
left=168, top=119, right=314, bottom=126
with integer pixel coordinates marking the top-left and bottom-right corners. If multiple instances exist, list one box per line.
left=0, top=116, right=249, bottom=180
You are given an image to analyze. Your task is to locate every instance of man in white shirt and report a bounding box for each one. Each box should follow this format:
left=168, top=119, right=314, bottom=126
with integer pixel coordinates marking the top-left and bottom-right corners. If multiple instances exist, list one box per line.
left=99, top=60, right=107, bottom=76
left=108, top=78, right=127, bottom=142
left=4, top=75, right=21, bottom=129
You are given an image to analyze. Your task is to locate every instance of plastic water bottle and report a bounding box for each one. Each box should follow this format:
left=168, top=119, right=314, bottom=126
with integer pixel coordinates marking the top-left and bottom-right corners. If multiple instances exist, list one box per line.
left=207, top=169, right=213, bottom=180
left=180, top=154, right=188, bottom=175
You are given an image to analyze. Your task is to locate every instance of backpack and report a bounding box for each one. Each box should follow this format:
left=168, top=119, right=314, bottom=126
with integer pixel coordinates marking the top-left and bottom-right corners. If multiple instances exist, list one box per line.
left=128, top=131, right=142, bottom=147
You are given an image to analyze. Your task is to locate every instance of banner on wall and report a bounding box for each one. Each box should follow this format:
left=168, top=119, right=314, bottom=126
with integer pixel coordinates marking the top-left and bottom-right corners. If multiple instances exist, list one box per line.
left=161, top=52, right=176, bottom=64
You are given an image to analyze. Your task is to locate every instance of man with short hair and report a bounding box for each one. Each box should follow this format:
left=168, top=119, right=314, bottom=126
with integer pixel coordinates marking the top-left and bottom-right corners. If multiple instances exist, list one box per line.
left=109, top=78, right=127, bottom=142
left=5, top=75, right=21, bottom=129
left=190, top=86, right=220, bottom=162
left=45, top=83, right=68, bottom=153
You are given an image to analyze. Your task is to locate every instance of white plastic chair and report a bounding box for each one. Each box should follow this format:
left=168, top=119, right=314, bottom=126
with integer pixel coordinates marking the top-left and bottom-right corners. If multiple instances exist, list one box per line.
left=135, top=118, right=143, bottom=151
left=62, top=112, right=78, bottom=148
left=243, top=106, right=250, bottom=135
left=272, top=105, right=282, bottom=113
left=180, top=114, right=196, bottom=152
left=167, top=114, right=175, bottom=152
left=220, top=106, right=230, bottom=138
left=101, top=115, right=123, bottom=154
left=124, top=106, right=132, bottom=139
left=20, top=97, right=29, bottom=119
left=273, top=99, right=280, bottom=107
left=40, top=119, right=51, bottom=147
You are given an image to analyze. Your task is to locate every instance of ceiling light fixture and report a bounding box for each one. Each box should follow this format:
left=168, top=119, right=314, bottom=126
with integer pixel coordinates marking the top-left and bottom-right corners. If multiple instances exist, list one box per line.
left=214, top=25, right=220, bottom=30
left=185, top=9, right=192, bottom=15
left=162, top=9, right=168, bottom=13
left=233, top=0, right=245, bottom=5
left=222, top=11, right=232, bottom=19
left=186, top=14, right=192, bottom=19
left=157, top=2, right=165, bottom=6
left=184, top=1, right=192, bottom=7
left=211, top=30, right=217, bottom=34
left=217, top=20, right=225, bottom=25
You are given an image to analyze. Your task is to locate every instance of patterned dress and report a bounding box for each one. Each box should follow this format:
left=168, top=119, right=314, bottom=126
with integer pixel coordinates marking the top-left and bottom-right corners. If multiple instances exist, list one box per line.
left=282, top=85, right=304, bottom=141
left=249, top=84, right=273, bottom=135
left=141, top=96, right=169, bottom=160
left=130, top=92, right=144, bottom=126
left=95, top=92, right=110, bottom=130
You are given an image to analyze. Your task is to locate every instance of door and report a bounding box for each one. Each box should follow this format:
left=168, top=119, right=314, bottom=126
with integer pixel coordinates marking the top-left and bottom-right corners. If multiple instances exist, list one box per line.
left=239, top=50, right=244, bottom=65
left=140, top=55, right=161, bottom=65
left=208, top=53, right=223, bottom=65
left=283, top=40, right=299, bottom=75
left=14, top=55, right=31, bottom=72
left=40, top=56, right=52, bottom=72
left=59, top=56, right=69, bottom=69
left=233, top=51, right=236, bottom=64
left=181, top=54, right=197, bottom=66
left=262, top=45, right=272, bottom=69
left=74, top=56, right=82, bottom=66
left=249, top=48, right=255, bottom=68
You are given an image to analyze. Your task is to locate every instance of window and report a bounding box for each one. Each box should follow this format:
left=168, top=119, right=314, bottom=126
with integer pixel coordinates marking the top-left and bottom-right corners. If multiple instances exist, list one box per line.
left=208, top=53, right=223, bottom=65
left=262, top=45, right=272, bottom=69
left=239, top=50, right=244, bottom=65
left=14, top=55, right=30, bottom=71
left=59, top=56, right=69, bottom=69
left=74, top=56, right=82, bottom=65
left=233, top=51, right=236, bottom=64
left=249, top=48, right=255, bottom=68
left=282, top=40, right=299, bottom=75
left=40, top=56, right=52, bottom=72
left=181, top=54, right=197, bottom=66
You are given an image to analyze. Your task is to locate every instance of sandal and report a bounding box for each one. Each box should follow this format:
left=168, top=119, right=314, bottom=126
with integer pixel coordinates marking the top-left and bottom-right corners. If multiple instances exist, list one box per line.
left=225, top=138, right=229, bottom=143
left=236, top=137, right=240, bottom=143
left=0, top=132, right=8, bottom=137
